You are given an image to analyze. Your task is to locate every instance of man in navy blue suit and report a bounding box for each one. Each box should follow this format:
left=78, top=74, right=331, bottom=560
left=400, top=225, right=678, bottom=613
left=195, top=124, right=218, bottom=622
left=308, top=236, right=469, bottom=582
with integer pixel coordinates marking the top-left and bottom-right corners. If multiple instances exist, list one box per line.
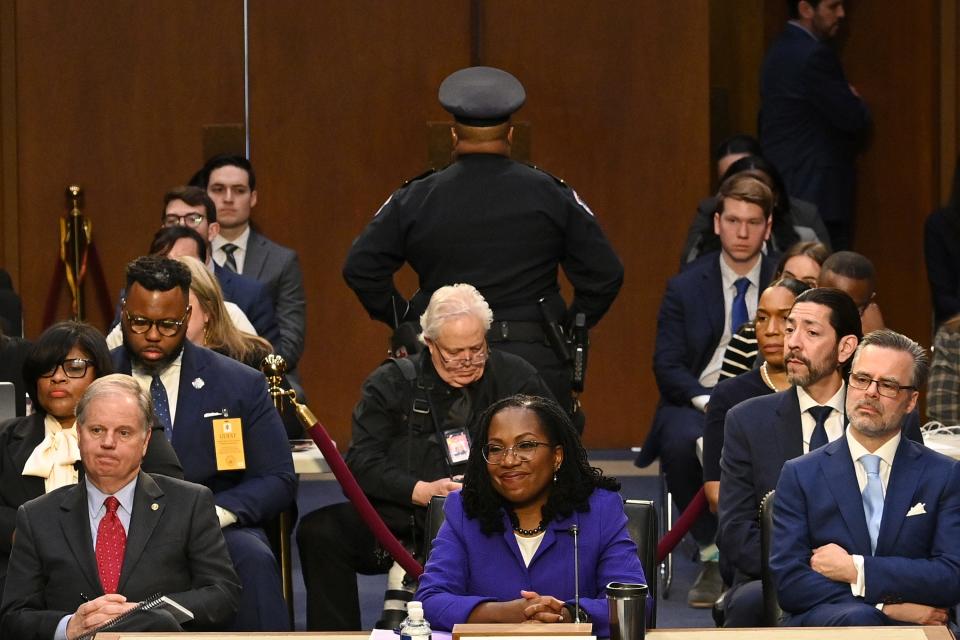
left=719, top=289, right=928, bottom=626
left=111, top=255, right=296, bottom=631
left=161, top=186, right=278, bottom=345
left=718, top=287, right=861, bottom=625
left=772, top=329, right=960, bottom=627
left=637, top=172, right=778, bottom=607
left=759, top=0, right=870, bottom=250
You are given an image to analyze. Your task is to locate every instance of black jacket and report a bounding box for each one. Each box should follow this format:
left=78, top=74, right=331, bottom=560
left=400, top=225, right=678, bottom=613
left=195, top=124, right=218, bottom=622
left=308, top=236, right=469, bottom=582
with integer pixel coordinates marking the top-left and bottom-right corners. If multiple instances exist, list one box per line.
left=344, top=349, right=552, bottom=536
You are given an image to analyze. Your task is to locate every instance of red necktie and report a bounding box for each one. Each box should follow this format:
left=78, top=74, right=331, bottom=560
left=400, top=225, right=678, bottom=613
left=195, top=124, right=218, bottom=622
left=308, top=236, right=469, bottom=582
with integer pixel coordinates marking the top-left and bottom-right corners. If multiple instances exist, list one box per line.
left=95, top=496, right=126, bottom=593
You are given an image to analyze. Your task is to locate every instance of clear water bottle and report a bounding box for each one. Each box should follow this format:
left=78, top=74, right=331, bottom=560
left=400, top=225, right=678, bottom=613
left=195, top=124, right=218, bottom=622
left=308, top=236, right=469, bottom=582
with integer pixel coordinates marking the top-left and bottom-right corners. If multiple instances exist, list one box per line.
left=400, top=601, right=431, bottom=640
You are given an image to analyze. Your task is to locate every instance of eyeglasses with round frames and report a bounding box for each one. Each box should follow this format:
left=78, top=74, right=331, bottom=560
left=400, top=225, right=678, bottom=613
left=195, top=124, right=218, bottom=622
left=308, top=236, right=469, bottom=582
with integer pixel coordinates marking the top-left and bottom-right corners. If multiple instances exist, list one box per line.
left=482, top=440, right=552, bottom=464
left=848, top=372, right=916, bottom=399
left=162, top=212, right=206, bottom=228
left=432, top=341, right=489, bottom=370
left=41, top=358, right=95, bottom=379
left=123, top=306, right=191, bottom=337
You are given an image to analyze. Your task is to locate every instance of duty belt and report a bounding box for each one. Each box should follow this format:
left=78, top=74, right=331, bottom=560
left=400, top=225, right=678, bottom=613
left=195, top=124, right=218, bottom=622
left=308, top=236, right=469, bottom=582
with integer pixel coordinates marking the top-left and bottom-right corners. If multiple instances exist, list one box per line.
left=487, top=321, right=547, bottom=344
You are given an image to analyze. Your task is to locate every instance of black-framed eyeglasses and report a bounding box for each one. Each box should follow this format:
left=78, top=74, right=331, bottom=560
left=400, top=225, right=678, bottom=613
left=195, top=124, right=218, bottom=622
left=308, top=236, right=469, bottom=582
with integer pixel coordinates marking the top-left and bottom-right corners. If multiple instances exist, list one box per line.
left=123, top=306, right=191, bottom=337
left=482, top=440, right=552, bottom=464
left=162, top=212, right=206, bottom=228
left=848, top=372, right=916, bottom=399
left=41, top=358, right=95, bottom=379
left=431, top=341, right=489, bottom=370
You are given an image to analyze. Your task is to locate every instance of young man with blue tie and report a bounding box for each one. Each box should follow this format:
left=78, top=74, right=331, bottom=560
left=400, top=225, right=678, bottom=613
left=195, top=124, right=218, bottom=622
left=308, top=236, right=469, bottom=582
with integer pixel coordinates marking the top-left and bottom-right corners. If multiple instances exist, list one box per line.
left=637, top=171, right=778, bottom=607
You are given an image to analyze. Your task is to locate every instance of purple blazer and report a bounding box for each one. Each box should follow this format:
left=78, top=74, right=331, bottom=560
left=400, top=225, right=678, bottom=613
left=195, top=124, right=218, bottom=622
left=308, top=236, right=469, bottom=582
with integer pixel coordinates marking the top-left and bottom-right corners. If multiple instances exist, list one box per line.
left=415, top=488, right=645, bottom=636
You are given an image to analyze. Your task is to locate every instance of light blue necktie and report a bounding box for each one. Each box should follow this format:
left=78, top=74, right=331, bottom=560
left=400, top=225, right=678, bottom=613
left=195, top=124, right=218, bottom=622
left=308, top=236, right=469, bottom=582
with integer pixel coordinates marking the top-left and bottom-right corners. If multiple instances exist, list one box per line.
left=860, top=454, right=884, bottom=554
left=731, top=277, right=750, bottom=332
left=151, top=375, right=173, bottom=441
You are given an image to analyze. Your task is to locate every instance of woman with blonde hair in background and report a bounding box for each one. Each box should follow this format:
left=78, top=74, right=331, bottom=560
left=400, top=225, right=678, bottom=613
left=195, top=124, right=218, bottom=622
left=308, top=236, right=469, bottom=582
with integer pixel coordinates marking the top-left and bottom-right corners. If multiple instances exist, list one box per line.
left=176, top=256, right=272, bottom=369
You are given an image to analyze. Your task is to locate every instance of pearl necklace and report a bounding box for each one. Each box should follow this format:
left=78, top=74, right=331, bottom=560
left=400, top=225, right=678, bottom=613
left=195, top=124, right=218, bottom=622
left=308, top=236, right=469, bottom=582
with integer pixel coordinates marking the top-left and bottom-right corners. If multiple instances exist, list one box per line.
left=513, top=522, right=545, bottom=536
left=760, top=362, right=786, bottom=392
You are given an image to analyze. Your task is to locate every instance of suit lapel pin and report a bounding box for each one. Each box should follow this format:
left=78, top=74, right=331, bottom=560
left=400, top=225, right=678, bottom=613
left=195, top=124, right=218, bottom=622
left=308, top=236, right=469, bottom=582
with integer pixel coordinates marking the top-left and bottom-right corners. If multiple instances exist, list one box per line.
left=192, top=377, right=205, bottom=389
left=151, top=503, right=159, bottom=511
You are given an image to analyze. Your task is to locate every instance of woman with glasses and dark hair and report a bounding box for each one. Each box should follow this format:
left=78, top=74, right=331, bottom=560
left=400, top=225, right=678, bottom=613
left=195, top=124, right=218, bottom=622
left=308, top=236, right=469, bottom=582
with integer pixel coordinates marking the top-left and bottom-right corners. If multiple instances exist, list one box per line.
left=416, top=395, right=645, bottom=636
left=702, top=277, right=811, bottom=515
left=0, top=321, right=181, bottom=596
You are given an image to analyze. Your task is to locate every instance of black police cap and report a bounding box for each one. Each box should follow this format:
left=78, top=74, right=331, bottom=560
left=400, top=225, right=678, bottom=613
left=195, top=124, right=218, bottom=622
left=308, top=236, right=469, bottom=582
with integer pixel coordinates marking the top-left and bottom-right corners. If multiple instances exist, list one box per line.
left=438, top=66, right=526, bottom=127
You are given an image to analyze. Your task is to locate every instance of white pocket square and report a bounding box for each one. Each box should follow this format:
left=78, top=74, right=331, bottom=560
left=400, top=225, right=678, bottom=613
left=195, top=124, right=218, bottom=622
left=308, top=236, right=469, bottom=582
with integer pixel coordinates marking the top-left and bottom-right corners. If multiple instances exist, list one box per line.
left=906, top=502, right=926, bottom=517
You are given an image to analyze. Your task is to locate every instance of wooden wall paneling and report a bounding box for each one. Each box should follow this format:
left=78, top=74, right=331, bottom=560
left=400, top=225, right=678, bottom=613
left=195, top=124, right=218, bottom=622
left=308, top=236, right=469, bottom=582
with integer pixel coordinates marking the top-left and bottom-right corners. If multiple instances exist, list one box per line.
left=14, top=0, right=245, bottom=336
left=481, top=1, right=712, bottom=447
left=1, top=0, right=17, bottom=282
left=842, top=1, right=938, bottom=346
left=940, top=0, right=958, bottom=206
left=246, top=1, right=473, bottom=447
left=709, top=0, right=765, bottom=146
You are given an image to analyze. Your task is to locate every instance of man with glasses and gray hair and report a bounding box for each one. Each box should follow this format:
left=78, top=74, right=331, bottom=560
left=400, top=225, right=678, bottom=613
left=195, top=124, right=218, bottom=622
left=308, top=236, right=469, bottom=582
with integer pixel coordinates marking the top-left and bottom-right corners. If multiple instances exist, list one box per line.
left=296, top=283, right=554, bottom=631
left=771, top=329, right=960, bottom=627
left=110, top=255, right=295, bottom=632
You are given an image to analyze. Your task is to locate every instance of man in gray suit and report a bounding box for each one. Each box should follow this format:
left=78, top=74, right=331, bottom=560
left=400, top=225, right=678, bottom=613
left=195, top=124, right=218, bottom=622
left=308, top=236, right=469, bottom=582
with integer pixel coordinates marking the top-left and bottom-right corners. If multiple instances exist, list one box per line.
left=0, top=374, right=239, bottom=639
left=195, top=154, right=307, bottom=371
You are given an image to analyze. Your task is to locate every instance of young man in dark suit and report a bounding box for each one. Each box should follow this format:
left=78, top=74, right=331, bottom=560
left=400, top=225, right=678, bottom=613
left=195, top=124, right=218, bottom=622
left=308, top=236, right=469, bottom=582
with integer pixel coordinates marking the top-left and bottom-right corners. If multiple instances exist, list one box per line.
left=0, top=374, right=239, bottom=639
left=194, top=155, right=306, bottom=372
left=759, top=0, right=870, bottom=250
left=637, top=171, right=778, bottom=607
left=772, top=330, right=960, bottom=627
left=111, top=255, right=295, bottom=631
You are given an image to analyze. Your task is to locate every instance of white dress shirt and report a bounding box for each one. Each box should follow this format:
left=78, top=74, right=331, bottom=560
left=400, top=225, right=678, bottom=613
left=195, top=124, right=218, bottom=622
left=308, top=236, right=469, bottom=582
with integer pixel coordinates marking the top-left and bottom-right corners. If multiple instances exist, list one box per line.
left=692, top=254, right=762, bottom=410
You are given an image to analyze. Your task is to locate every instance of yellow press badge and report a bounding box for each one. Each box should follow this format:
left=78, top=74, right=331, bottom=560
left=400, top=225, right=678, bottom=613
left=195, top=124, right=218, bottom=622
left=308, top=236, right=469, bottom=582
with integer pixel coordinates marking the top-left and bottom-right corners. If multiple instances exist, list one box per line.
left=213, top=418, right=246, bottom=471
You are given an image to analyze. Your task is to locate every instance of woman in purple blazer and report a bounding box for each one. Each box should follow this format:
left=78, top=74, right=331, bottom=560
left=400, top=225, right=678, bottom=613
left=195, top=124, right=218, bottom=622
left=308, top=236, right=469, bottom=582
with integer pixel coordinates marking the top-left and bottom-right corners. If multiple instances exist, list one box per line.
left=416, top=395, right=645, bottom=636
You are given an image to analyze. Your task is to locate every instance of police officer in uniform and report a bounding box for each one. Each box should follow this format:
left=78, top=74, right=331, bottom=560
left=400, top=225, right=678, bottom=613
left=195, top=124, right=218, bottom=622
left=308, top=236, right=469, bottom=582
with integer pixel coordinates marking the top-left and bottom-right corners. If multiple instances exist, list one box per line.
left=343, top=66, right=623, bottom=422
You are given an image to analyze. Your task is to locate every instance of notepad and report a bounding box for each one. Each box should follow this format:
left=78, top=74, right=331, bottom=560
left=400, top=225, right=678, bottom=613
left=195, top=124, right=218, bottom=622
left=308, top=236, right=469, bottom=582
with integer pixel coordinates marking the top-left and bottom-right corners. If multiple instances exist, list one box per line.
left=76, top=593, right=193, bottom=640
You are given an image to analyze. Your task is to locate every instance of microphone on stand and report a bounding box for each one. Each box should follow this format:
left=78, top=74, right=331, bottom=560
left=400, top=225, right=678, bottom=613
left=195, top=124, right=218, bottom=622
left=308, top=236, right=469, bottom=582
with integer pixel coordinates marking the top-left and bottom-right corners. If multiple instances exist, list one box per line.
left=569, top=524, right=580, bottom=623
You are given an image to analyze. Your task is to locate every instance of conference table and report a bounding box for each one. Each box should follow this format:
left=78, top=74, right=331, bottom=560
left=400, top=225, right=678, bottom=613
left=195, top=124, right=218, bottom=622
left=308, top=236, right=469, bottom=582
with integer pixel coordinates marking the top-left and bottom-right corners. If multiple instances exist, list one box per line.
left=93, top=626, right=954, bottom=639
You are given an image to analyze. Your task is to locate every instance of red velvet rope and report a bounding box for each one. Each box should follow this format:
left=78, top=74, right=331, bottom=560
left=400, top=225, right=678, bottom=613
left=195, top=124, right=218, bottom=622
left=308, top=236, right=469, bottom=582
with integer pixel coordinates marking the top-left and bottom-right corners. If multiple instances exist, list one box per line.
left=656, top=487, right=707, bottom=563
left=305, top=417, right=424, bottom=578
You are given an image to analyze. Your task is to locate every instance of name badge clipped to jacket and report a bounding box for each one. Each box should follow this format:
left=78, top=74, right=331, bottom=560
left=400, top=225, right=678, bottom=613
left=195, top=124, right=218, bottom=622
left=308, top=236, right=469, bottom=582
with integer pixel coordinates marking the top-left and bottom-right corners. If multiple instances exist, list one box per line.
left=213, top=418, right=246, bottom=471
left=443, top=428, right=470, bottom=465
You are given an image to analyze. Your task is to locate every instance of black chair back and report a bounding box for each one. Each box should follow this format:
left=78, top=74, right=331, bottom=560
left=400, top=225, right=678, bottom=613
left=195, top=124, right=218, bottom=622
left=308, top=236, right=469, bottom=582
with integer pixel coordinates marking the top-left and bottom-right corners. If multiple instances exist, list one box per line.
left=423, top=494, right=447, bottom=564
left=623, top=499, right=659, bottom=628
left=760, top=490, right=781, bottom=626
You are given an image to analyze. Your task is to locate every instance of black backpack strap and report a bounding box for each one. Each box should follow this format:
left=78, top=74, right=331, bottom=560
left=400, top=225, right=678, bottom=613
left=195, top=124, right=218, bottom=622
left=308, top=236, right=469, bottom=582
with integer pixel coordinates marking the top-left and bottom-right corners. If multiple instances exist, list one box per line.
left=387, top=357, right=430, bottom=429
